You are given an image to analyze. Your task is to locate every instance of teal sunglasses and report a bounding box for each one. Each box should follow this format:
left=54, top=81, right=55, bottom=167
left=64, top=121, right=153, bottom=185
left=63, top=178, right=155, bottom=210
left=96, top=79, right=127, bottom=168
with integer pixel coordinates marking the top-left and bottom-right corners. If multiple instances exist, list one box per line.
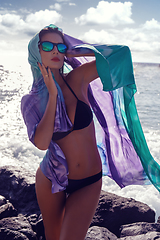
left=39, top=41, right=68, bottom=54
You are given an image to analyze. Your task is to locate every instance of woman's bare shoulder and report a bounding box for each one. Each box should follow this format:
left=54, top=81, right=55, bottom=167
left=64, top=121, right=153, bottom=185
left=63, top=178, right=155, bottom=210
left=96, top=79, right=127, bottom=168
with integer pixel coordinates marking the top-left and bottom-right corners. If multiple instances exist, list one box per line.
left=65, top=60, right=98, bottom=85
left=64, top=68, right=82, bottom=84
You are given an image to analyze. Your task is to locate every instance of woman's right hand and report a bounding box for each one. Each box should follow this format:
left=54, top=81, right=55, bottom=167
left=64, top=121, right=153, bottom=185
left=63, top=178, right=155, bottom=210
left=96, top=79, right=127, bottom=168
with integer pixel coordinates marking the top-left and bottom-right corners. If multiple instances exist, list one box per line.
left=38, top=62, right=58, bottom=96
left=35, top=63, right=58, bottom=150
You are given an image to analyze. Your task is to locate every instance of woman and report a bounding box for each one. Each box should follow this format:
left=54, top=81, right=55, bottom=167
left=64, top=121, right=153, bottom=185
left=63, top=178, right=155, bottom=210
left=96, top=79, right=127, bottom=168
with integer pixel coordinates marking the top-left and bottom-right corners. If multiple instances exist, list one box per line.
left=22, top=25, right=102, bottom=240
left=21, top=24, right=160, bottom=240
left=36, top=26, right=103, bottom=240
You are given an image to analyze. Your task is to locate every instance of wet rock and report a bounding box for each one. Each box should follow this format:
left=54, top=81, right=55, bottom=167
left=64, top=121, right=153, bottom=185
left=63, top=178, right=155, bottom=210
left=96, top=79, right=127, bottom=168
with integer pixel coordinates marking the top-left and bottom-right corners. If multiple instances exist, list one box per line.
left=0, top=214, right=37, bottom=240
left=157, top=216, right=160, bottom=223
left=0, top=195, right=6, bottom=206
left=120, top=231, right=160, bottom=239
left=0, top=165, right=158, bottom=240
left=0, top=165, right=40, bottom=215
left=120, top=222, right=160, bottom=237
left=0, top=201, right=17, bottom=220
left=35, top=218, right=46, bottom=240
left=91, top=190, right=155, bottom=237
left=85, top=226, right=118, bottom=239
left=0, top=228, right=29, bottom=240
left=27, top=214, right=39, bottom=233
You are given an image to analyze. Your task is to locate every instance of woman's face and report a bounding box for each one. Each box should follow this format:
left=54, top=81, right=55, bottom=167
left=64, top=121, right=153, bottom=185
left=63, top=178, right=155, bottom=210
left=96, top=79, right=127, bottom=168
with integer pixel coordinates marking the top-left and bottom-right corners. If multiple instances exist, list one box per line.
left=39, top=32, right=65, bottom=71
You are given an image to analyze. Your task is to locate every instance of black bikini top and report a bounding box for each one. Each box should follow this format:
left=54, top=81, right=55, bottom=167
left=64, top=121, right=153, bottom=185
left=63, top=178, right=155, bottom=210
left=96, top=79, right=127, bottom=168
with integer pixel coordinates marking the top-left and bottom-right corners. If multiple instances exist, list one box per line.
left=52, top=76, right=93, bottom=141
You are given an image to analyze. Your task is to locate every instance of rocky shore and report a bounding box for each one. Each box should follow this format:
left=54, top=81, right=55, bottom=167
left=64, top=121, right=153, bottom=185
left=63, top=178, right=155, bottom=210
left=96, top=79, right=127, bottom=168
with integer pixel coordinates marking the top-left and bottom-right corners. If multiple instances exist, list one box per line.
left=0, top=165, right=160, bottom=240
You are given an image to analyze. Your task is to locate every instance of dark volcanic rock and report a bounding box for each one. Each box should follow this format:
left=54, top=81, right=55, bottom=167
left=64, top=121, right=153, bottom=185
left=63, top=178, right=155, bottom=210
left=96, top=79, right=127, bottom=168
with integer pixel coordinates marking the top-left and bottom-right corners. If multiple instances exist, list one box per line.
left=120, top=222, right=160, bottom=237
left=0, top=228, right=29, bottom=240
left=85, top=226, right=118, bottom=239
left=0, top=201, right=17, bottom=220
left=0, top=214, right=36, bottom=240
left=35, top=218, right=46, bottom=240
left=120, top=231, right=160, bottom=239
left=27, top=214, right=39, bottom=233
left=0, top=165, right=158, bottom=240
left=158, top=216, right=160, bottom=224
left=0, top=195, right=6, bottom=206
left=0, top=165, right=40, bottom=215
left=91, top=190, right=155, bottom=237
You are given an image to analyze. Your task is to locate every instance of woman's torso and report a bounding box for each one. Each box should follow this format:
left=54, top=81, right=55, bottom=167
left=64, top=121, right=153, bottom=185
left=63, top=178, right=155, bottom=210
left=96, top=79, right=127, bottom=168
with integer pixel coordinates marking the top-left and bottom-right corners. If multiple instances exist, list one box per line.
left=55, top=71, right=102, bottom=179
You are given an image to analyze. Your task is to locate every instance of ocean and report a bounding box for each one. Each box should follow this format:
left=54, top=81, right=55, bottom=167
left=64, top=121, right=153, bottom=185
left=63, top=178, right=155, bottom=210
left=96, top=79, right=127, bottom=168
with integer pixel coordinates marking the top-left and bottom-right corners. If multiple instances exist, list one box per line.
left=0, top=57, right=160, bottom=220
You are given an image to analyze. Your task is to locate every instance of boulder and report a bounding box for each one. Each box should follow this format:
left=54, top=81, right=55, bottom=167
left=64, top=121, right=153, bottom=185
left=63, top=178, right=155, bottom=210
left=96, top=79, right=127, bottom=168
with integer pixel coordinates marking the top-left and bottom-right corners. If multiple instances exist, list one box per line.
left=0, top=165, right=158, bottom=239
left=91, top=190, right=155, bottom=237
left=120, top=222, right=160, bottom=237
left=0, top=195, right=6, bottom=206
left=0, top=228, right=29, bottom=240
left=85, top=226, right=118, bottom=239
left=27, top=214, right=39, bottom=233
left=0, top=214, right=36, bottom=240
left=157, top=216, right=160, bottom=223
left=0, top=166, right=40, bottom=215
left=0, top=201, right=17, bottom=220
left=120, top=231, right=160, bottom=239
left=35, top=218, right=46, bottom=240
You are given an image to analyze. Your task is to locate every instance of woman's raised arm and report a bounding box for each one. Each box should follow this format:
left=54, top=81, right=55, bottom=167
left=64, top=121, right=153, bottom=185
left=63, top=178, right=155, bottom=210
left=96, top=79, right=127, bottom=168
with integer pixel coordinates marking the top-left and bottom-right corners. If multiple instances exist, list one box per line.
left=34, top=64, right=58, bottom=150
left=66, top=48, right=99, bottom=84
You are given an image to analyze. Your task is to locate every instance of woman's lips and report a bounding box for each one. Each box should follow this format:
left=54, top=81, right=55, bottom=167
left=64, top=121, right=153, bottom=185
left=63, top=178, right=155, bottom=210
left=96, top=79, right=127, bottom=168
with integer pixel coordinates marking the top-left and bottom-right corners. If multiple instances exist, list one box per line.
left=51, top=57, right=60, bottom=62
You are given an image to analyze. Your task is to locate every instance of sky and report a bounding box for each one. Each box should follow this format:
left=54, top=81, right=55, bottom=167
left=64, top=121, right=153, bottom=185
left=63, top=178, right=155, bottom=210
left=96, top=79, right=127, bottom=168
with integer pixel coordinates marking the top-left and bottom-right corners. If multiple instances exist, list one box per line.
left=0, top=0, right=160, bottom=64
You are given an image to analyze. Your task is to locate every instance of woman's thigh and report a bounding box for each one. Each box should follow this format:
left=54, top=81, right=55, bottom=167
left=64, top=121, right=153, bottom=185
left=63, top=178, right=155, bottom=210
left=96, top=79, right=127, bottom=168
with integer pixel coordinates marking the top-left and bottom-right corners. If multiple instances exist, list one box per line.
left=60, top=178, right=102, bottom=240
left=35, top=167, right=66, bottom=240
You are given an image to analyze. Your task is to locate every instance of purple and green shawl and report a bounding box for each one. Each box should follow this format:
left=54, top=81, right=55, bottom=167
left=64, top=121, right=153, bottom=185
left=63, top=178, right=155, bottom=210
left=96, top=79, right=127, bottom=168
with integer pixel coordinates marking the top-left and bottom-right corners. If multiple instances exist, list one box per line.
left=21, top=24, right=160, bottom=193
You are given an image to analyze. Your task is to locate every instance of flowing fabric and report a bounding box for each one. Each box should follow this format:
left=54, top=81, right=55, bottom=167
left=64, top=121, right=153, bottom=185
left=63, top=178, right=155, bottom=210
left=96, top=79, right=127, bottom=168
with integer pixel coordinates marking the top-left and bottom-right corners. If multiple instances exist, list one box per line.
left=21, top=24, right=160, bottom=193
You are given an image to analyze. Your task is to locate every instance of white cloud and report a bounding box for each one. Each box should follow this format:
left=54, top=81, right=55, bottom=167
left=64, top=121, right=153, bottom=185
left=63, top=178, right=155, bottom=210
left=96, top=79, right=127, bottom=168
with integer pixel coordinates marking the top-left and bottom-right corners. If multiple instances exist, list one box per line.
left=0, top=10, right=62, bottom=36
left=25, top=10, right=62, bottom=29
left=142, top=18, right=160, bottom=30
left=69, top=3, right=76, bottom=6
left=0, top=13, right=25, bottom=35
left=56, top=0, right=69, bottom=2
left=79, top=22, right=160, bottom=63
left=49, top=3, right=62, bottom=11
left=79, top=29, right=116, bottom=44
left=75, top=1, right=134, bottom=26
left=0, top=13, right=24, bottom=28
left=79, top=25, right=160, bottom=51
left=0, top=8, right=160, bottom=63
left=0, top=40, right=12, bottom=48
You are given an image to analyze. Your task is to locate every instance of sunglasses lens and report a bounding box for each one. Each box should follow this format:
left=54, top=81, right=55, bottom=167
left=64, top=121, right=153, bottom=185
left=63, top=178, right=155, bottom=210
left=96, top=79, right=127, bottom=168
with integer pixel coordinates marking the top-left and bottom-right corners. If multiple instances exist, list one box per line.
left=41, top=42, right=53, bottom=52
left=41, top=42, right=67, bottom=53
left=57, top=43, right=67, bottom=53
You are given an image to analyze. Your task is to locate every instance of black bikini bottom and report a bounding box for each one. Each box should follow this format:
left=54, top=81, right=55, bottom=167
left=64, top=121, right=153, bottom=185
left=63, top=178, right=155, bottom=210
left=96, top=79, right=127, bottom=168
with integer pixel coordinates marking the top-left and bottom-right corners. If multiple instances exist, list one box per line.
left=65, top=170, right=102, bottom=195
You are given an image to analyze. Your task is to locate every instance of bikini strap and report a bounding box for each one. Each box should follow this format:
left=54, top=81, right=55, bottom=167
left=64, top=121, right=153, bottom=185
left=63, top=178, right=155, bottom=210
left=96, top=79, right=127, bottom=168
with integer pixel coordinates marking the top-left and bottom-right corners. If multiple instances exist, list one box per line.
left=61, top=75, right=79, bottom=100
